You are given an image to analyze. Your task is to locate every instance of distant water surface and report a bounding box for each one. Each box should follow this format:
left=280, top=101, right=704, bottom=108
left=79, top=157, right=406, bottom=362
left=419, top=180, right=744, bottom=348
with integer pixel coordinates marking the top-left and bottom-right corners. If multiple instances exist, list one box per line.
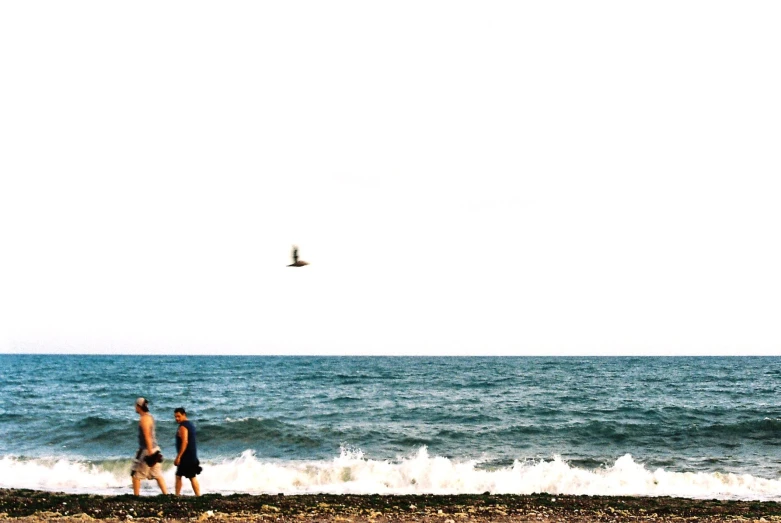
left=0, top=355, right=779, bottom=498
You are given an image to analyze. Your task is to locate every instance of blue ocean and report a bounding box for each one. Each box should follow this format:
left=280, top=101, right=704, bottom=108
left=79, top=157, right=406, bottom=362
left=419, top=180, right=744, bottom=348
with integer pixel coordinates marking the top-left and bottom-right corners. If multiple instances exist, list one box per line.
left=1, top=355, right=780, bottom=499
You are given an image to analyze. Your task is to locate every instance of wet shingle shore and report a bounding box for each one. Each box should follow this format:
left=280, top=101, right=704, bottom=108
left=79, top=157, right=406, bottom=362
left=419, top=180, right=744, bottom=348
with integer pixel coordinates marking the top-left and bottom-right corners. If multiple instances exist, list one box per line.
left=1, top=489, right=780, bottom=522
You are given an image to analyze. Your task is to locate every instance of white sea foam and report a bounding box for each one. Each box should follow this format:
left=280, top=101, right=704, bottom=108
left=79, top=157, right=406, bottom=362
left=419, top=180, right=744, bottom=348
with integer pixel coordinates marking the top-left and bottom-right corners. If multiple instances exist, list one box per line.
left=0, top=455, right=129, bottom=493
left=1, top=449, right=780, bottom=500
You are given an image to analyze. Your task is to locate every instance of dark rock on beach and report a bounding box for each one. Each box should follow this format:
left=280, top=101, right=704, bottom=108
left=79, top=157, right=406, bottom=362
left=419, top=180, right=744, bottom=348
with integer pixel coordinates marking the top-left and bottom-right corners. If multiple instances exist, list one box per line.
left=2, top=489, right=781, bottom=522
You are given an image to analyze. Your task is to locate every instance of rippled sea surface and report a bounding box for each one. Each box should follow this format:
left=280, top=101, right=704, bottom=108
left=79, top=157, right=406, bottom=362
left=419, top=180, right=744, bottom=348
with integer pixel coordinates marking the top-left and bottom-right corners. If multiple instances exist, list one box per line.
left=1, top=355, right=780, bottom=498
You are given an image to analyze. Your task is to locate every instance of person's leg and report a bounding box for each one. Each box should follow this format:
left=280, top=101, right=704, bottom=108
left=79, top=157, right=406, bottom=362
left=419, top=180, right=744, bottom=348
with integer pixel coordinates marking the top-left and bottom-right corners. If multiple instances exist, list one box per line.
left=175, top=475, right=183, bottom=496
left=190, top=477, right=201, bottom=496
left=132, top=476, right=141, bottom=496
left=155, top=475, right=168, bottom=495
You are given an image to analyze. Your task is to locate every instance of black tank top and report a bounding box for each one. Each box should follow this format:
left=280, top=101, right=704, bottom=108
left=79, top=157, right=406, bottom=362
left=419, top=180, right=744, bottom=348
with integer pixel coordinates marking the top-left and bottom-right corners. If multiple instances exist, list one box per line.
left=176, top=420, right=198, bottom=463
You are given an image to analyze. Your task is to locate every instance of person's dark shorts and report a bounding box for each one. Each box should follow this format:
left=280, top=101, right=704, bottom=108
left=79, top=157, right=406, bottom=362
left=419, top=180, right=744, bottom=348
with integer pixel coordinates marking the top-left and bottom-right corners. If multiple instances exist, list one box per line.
left=176, top=461, right=202, bottom=479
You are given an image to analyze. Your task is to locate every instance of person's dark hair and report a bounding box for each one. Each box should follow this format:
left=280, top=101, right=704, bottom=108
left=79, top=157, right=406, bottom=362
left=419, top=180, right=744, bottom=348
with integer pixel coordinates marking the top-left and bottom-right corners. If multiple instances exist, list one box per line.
left=174, top=407, right=186, bottom=415
left=138, top=400, right=149, bottom=412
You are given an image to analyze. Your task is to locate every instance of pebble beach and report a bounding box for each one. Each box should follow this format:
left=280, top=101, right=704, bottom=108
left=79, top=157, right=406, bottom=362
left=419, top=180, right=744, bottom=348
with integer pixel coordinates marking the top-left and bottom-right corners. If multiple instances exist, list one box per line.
left=3, top=490, right=781, bottom=523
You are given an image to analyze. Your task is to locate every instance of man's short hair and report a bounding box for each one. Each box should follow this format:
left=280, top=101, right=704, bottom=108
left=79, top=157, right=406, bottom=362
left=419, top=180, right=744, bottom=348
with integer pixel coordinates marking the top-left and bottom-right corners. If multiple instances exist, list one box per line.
left=174, top=407, right=186, bottom=415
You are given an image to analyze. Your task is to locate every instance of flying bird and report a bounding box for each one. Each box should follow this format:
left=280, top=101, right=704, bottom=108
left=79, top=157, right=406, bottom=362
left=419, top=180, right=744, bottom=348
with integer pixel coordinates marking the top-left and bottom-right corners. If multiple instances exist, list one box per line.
left=287, top=245, right=309, bottom=267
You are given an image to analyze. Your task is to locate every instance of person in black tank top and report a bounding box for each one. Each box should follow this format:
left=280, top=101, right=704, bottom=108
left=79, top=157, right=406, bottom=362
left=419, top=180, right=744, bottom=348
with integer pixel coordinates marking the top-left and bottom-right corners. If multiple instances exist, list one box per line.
left=174, top=407, right=202, bottom=496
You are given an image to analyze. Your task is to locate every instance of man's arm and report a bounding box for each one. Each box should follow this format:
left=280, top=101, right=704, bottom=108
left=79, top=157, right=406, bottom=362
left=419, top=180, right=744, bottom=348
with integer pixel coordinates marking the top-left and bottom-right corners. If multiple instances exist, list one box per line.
left=175, top=425, right=188, bottom=466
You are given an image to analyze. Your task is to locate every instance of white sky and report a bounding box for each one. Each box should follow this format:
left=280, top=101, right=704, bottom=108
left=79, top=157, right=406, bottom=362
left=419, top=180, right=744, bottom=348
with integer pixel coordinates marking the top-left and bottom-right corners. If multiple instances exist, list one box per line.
left=1, top=1, right=780, bottom=355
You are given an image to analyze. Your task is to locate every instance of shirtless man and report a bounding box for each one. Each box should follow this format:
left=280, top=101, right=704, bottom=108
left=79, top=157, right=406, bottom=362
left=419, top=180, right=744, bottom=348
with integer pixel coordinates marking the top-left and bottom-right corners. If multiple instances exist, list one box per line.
left=131, top=397, right=168, bottom=495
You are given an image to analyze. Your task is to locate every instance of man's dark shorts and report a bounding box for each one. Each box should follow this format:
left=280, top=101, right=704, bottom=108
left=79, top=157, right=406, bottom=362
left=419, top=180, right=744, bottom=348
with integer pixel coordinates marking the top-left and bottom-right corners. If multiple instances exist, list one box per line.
left=176, top=461, right=202, bottom=479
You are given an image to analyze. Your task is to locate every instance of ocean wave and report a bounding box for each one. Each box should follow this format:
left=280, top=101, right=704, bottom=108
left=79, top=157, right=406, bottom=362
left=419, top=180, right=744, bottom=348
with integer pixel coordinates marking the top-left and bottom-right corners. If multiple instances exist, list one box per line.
left=686, top=418, right=781, bottom=440
left=198, top=418, right=323, bottom=449
left=1, top=448, right=780, bottom=500
left=0, top=455, right=131, bottom=493
left=73, top=416, right=116, bottom=430
left=491, top=417, right=781, bottom=448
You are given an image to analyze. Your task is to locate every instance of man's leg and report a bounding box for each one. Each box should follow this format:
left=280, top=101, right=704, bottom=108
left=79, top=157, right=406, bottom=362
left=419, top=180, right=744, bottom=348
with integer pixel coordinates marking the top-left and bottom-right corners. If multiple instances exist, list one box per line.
left=155, top=475, right=168, bottom=495
left=190, top=477, right=201, bottom=497
left=175, top=475, right=183, bottom=496
left=132, top=476, right=141, bottom=496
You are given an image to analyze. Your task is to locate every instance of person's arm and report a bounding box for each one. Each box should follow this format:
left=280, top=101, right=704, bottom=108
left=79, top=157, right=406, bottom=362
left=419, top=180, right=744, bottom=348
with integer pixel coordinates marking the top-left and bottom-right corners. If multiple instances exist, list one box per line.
left=175, top=425, right=188, bottom=466
left=140, top=416, right=155, bottom=454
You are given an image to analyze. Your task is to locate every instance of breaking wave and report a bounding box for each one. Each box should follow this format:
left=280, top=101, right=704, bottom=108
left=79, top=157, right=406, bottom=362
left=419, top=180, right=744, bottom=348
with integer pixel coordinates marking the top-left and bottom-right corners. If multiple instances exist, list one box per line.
left=1, top=447, right=780, bottom=500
